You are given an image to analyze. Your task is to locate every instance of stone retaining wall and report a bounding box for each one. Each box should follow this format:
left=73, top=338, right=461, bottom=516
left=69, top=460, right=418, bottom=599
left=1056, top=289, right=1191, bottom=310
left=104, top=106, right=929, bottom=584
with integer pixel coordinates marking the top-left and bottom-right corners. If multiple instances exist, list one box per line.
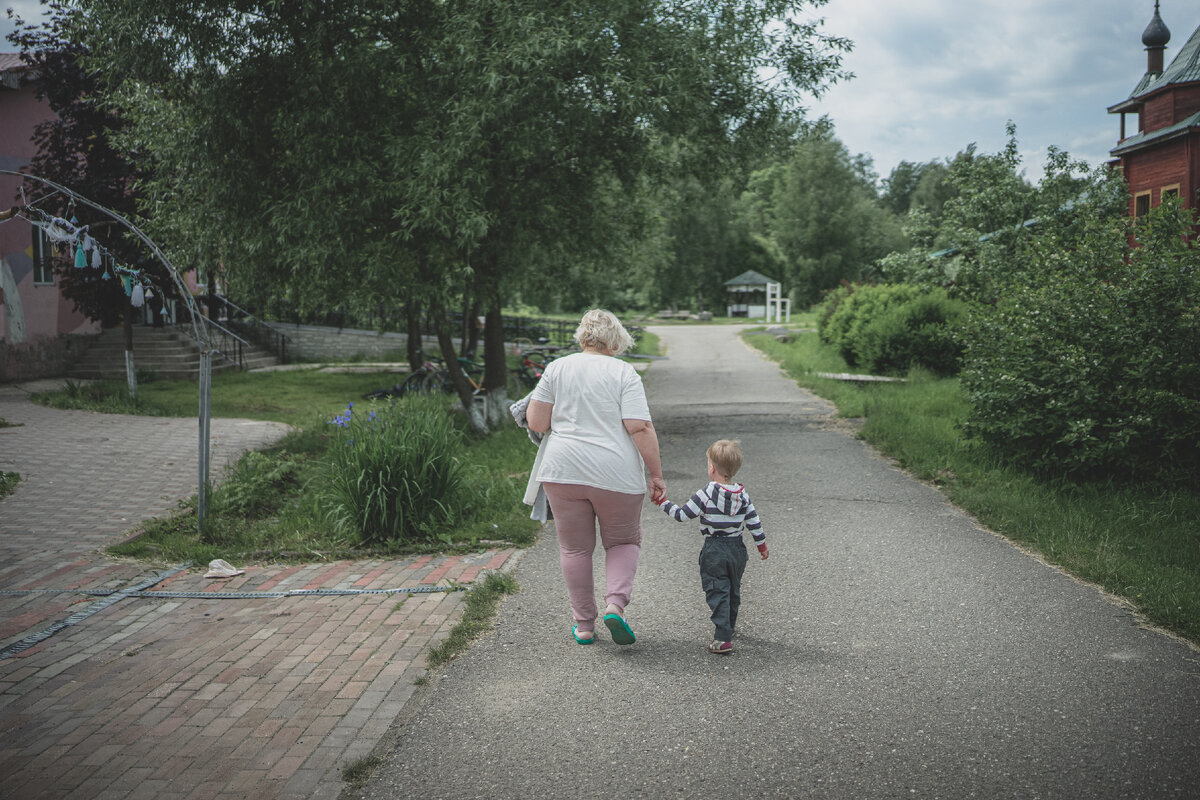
left=267, top=323, right=440, bottom=362
left=0, top=333, right=92, bottom=382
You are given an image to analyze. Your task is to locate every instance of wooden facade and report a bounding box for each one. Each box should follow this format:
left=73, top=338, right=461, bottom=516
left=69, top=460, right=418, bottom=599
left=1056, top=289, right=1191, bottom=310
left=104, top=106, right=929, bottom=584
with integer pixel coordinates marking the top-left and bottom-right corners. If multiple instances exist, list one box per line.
left=1108, top=5, right=1200, bottom=217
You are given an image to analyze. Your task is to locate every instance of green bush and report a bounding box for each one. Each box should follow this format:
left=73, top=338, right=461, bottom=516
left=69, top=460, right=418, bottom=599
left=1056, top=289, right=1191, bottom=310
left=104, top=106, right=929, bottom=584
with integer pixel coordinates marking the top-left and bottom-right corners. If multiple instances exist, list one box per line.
left=818, top=283, right=962, bottom=374
left=961, top=203, right=1200, bottom=482
left=855, top=288, right=966, bottom=376
left=815, top=283, right=855, bottom=339
left=318, top=394, right=470, bottom=544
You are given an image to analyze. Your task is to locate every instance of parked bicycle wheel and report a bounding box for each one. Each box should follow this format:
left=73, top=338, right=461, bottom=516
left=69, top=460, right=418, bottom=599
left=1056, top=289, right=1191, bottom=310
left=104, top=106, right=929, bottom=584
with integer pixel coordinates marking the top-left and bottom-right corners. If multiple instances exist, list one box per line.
left=422, top=369, right=454, bottom=394
left=399, top=370, right=431, bottom=396
left=362, top=384, right=403, bottom=400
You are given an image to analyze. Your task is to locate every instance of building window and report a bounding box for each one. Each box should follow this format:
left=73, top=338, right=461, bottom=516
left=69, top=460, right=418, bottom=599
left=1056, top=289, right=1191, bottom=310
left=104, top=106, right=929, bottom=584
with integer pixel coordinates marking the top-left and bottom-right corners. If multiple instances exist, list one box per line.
left=31, top=224, right=54, bottom=285
left=1162, top=184, right=1180, bottom=203
left=1134, top=191, right=1151, bottom=217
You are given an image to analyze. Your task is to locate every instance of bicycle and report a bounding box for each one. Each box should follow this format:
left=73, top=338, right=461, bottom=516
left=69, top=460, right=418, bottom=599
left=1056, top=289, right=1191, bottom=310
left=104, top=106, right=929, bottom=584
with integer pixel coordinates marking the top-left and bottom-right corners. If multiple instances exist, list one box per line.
left=384, top=353, right=447, bottom=397
left=362, top=356, right=442, bottom=400
left=509, top=340, right=578, bottom=393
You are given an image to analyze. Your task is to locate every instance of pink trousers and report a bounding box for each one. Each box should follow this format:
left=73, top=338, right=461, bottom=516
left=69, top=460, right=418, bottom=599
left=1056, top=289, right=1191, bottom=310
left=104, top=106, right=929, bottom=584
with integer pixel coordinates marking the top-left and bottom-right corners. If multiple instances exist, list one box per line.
left=542, top=482, right=644, bottom=632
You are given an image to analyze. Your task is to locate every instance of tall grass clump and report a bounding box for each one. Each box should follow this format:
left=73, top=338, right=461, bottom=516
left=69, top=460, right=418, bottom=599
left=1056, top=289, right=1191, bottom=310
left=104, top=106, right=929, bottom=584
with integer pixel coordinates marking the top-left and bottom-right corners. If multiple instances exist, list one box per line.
left=0, top=471, right=20, bottom=500
left=319, top=394, right=469, bottom=544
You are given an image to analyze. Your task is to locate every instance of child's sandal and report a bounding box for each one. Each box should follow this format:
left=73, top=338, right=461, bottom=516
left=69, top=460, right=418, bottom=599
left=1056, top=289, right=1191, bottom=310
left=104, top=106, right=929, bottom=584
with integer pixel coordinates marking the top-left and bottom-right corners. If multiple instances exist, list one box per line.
left=708, top=640, right=733, bottom=654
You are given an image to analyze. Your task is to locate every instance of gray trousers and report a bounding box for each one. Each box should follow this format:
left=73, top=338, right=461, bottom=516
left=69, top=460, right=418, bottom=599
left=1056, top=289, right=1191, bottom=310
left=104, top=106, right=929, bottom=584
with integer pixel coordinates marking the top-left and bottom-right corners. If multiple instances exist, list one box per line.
left=698, top=536, right=749, bottom=641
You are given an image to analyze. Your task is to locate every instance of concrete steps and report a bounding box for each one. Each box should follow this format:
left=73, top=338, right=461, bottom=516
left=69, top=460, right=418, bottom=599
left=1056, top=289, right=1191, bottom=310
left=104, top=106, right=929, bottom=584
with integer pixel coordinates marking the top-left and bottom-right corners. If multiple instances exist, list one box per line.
left=66, top=325, right=279, bottom=381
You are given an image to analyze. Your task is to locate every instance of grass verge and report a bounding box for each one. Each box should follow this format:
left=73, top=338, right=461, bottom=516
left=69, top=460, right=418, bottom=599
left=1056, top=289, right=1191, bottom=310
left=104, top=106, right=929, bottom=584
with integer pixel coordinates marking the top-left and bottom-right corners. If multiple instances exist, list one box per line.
left=746, top=330, right=1200, bottom=647
left=426, top=572, right=520, bottom=669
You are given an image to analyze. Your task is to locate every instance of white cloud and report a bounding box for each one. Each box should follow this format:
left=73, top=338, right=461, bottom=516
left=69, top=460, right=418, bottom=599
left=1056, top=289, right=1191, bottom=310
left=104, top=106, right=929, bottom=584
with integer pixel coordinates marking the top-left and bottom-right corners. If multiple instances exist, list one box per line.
left=4, top=0, right=1192, bottom=186
left=803, top=0, right=1177, bottom=180
left=2, top=2, right=47, bottom=46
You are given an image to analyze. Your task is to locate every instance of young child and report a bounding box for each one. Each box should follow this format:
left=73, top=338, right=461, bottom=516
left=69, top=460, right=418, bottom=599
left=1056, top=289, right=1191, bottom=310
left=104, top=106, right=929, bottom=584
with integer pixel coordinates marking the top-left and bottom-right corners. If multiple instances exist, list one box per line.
left=657, top=439, right=768, bottom=654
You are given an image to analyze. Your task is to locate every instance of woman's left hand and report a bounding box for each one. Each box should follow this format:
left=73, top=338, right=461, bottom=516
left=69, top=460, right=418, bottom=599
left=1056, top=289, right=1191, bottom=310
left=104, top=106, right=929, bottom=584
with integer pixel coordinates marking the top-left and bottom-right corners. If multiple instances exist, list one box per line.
left=648, top=475, right=666, bottom=505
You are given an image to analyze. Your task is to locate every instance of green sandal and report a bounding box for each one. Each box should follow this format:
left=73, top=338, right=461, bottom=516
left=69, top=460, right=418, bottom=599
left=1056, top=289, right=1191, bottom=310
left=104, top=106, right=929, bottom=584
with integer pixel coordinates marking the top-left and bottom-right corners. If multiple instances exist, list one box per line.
left=572, top=625, right=596, bottom=645
left=602, top=613, right=636, bottom=645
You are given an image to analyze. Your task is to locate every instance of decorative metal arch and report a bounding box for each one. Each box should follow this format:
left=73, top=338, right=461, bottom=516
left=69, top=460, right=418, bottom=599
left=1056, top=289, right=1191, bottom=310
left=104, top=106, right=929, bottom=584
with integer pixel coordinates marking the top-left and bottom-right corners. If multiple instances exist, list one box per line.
left=1, top=169, right=216, bottom=532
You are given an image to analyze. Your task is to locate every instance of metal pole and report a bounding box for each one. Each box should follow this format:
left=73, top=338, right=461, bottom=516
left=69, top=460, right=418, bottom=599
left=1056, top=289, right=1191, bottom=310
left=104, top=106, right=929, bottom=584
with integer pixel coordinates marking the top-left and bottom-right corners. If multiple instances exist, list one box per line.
left=198, top=350, right=212, bottom=533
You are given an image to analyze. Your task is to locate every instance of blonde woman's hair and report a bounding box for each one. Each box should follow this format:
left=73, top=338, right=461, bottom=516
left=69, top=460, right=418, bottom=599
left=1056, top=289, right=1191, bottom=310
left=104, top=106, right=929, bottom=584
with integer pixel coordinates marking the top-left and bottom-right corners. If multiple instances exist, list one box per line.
left=574, top=309, right=635, bottom=356
left=707, top=439, right=743, bottom=479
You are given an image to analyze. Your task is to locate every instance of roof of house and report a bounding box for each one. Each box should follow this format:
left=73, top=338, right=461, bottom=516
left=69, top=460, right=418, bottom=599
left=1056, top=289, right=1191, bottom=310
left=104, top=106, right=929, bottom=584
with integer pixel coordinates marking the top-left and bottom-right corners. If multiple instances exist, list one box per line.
left=1109, top=21, right=1200, bottom=112
left=723, top=269, right=778, bottom=287
left=0, top=53, right=31, bottom=90
left=1110, top=108, right=1200, bottom=156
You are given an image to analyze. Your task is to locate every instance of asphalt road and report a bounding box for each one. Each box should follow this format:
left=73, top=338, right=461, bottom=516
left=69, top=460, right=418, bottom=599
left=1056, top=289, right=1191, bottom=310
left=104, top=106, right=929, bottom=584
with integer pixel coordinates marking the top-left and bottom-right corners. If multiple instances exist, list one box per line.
left=353, top=324, right=1200, bottom=800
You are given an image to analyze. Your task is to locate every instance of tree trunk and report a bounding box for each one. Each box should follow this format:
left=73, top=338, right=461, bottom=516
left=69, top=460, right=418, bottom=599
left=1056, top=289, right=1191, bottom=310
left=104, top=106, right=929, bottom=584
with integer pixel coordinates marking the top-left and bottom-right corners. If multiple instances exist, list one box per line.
left=405, top=299, right=423, bottom=371
left=464, top=297, right=483, bottom=360
left=481, top=277, right=510, bottom=429
left=458, top=280, right=472, bottom=355
left=430, top=298, right=487, bottom=435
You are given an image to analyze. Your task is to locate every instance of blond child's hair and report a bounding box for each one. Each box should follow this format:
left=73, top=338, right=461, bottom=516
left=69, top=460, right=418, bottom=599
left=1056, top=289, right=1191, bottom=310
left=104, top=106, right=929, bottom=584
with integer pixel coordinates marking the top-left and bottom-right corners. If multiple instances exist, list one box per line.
left=707, top=439, right=743, bottom=479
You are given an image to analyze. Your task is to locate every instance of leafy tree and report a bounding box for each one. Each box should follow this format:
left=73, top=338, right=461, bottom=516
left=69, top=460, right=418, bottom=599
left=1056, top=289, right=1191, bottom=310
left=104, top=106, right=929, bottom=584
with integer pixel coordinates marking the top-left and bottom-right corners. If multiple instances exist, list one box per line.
left=6, top=3, right=163, bottom=329
left=880, top=160, right=922, bottom=216
left=875, top=126, right=1125, bottom=303
left=75, top=0, right=850, bottom=431
left=909, top=160, right=957, bottom=219
left=743, top=120, right=904, bottom=305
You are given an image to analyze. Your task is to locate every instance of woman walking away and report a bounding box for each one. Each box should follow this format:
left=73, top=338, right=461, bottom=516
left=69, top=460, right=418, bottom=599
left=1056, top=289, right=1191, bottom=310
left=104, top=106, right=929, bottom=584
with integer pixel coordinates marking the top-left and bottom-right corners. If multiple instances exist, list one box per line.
left=525, top=309, right=666, bottom=646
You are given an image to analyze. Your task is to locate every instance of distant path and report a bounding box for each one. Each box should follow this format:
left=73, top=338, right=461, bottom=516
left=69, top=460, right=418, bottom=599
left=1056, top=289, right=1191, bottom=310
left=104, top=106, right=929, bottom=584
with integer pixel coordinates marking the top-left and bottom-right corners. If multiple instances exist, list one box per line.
left=356, top=323, right=1200, bottom=800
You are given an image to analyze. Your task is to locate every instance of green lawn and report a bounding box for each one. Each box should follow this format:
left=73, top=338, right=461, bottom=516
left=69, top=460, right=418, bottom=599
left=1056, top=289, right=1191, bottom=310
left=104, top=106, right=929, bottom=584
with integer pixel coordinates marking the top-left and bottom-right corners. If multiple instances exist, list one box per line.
left=35, top=368, right=407, bottom=428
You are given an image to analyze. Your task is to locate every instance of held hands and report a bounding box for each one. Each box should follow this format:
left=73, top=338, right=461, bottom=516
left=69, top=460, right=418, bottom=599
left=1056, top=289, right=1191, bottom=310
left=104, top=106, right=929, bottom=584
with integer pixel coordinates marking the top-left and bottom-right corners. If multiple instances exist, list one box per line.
left=648, top=476, right=666, bottom=505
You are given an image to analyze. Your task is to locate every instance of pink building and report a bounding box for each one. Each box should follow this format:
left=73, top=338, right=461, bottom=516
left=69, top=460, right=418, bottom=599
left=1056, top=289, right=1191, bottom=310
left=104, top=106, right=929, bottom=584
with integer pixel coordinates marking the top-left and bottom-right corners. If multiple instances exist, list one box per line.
left=0, top=52, right=98, bottom=382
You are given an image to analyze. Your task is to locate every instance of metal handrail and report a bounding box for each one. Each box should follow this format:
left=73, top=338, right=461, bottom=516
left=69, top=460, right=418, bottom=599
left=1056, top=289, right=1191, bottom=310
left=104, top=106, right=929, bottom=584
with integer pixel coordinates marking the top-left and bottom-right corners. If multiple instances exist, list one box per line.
left=208, top=294, right=292, bottom=363
left=173, top=316, right=249, bottom=370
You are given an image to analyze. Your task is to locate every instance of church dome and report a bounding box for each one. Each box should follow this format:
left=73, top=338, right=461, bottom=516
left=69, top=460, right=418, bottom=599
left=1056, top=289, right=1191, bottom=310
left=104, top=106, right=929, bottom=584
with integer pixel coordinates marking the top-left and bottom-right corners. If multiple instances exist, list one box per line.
left=1143, top=2, right=1171, bottom=48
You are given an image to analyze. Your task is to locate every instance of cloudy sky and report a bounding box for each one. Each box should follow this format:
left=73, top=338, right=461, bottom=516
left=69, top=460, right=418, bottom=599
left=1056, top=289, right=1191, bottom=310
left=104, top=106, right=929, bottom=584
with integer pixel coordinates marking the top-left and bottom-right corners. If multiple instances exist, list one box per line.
left=802, top=0, right=1190, bottom=181
left=4, top=1, right=1193, bottom=184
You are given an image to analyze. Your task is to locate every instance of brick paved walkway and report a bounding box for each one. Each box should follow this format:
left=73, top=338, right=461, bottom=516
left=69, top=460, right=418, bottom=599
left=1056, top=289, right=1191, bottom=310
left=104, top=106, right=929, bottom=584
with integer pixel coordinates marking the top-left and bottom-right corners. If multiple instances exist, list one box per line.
left=0, top=381, right=522, bottom=799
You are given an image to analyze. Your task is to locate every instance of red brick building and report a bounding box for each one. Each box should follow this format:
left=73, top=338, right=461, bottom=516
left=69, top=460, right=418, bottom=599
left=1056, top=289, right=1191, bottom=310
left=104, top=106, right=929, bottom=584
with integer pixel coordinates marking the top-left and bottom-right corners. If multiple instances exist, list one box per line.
left=1108, top=3, right=1200, bottom=217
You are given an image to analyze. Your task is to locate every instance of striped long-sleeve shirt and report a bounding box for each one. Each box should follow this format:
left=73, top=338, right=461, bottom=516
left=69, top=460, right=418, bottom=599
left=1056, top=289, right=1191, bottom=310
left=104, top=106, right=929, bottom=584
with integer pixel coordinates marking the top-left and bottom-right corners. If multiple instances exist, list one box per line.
left=658, top=481, right=765, bottom=547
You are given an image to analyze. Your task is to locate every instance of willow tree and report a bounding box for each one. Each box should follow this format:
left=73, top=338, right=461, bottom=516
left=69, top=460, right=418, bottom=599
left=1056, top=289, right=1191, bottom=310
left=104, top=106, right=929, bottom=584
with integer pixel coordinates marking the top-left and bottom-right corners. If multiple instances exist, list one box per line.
left=77, top=0, right=850, bottom=431
left=399, top=0, right=851, bottom=428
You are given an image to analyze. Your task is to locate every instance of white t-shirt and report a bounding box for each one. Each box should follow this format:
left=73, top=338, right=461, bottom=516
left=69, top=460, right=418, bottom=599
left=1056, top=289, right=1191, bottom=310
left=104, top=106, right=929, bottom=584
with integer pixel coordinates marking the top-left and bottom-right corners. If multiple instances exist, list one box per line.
left=526, top=352, right=652, bottom=496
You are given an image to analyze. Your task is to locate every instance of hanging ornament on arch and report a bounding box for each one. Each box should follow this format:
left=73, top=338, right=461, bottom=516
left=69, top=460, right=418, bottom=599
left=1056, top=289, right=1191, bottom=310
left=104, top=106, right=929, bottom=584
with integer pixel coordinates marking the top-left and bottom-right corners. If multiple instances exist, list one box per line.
left=74, top=243, right=87, bottom=269
left=130, top=283, right=145, bottom=308
left=91, top=247, right=102, bottom=269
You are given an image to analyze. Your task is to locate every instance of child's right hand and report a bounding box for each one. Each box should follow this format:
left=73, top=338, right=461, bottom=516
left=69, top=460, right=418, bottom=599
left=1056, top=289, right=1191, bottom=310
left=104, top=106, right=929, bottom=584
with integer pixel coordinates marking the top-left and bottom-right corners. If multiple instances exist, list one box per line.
left=758, top=543, right=769, bottom=560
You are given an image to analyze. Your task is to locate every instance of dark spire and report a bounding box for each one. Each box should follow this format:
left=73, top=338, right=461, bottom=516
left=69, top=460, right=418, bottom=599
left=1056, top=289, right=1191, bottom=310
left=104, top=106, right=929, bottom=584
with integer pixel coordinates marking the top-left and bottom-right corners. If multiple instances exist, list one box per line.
left=1143, top=1, right=1171, bottom=75
left=1143, top=1, right=1171, bottom=48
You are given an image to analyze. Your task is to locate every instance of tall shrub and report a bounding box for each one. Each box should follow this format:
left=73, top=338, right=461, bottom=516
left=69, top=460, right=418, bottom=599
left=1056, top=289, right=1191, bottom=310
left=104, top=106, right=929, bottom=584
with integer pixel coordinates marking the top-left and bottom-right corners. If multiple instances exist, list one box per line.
left=855, top=289, right=966, bottom=376
left=961, top=202, right=1200, bottom=482
left=319, top=395, right=469, bottom=544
